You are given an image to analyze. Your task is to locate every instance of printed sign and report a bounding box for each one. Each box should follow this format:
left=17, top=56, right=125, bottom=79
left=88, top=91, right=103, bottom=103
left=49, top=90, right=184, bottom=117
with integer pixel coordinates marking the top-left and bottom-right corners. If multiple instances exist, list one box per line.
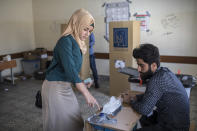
left=113, top=28, right=128, bottom=48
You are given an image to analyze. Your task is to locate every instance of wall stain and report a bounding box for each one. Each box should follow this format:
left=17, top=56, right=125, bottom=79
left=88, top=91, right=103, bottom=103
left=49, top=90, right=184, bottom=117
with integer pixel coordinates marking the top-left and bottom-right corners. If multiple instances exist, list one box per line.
left=161, top=14, right=179, bottom=29
left=163, top=32, right=173, bottom=36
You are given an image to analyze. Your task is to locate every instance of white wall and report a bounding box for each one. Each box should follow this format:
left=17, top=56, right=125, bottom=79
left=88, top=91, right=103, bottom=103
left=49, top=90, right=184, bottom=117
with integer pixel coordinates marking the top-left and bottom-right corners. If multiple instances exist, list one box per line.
left=131, top=0, right=197, bottom=56
left=32, top=0, right=87, bottom=50
left=1, top=0, right=196, bottom=77
left=0, top=0, right=35, bottom=55
left=130, top=0, right=197, bottom=76
left=32, top=0, right=197, bottom=76
left=0, top=0, right=35, bottom=76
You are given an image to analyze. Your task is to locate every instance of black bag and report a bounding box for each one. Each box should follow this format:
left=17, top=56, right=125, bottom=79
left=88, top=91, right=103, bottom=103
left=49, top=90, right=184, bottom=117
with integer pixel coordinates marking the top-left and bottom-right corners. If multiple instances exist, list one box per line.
left=35, top=90, right=42, bottom=108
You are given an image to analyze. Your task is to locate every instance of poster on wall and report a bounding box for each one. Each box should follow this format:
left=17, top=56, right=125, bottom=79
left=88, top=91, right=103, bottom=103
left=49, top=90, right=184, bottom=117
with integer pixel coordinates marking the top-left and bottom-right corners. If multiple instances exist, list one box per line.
left=134, top=11, right=151, bottom=32
left=104, top=1, right=130, bottom=41
left=113, top=28, right=128, bottom=48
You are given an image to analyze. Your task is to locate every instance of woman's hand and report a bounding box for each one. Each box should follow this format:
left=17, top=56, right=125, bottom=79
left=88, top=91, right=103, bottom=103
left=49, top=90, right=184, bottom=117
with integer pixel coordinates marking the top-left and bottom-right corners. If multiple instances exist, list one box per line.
left=76, top=82, right=100, bottom=110
left=83, top=91, right=100, bottom=110
left=83, top=78, right=93, bottom=88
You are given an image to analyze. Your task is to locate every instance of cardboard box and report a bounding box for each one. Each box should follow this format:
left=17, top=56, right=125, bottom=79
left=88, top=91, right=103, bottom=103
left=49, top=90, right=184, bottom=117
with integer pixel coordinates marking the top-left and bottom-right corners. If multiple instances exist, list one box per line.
left=23, top=52, right=38, bottom=60
left=110, top=52, right=134, bottom=96
left=109, top=21, right=140, bottom=53
left=80, top=40, right=90, bottom=80
left=40, top=59, right=48, bottom=70
left=34, top=48, right=47, bottom=55
left=109, top=21, right=140, bottom=96
left=85, top=107, right=140, bottom=131
left=61, top=24, right=68, bottom=35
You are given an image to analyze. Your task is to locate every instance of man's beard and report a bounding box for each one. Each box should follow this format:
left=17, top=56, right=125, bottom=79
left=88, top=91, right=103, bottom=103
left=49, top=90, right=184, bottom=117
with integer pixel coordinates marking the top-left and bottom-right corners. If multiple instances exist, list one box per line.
left=140, top=65, right=154, bottom=82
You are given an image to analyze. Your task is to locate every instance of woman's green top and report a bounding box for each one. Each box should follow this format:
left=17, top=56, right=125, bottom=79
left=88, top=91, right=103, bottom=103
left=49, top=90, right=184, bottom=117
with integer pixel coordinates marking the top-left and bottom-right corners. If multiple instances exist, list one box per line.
left=46, top=35, right=82, bottom=83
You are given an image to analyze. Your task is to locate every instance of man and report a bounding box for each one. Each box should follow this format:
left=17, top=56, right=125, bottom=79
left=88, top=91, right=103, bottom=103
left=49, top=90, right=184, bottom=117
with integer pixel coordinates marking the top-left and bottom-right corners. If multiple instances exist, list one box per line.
left=89, top=32, right=99, bottom=88
left=130, top=44, right=190, bottom=131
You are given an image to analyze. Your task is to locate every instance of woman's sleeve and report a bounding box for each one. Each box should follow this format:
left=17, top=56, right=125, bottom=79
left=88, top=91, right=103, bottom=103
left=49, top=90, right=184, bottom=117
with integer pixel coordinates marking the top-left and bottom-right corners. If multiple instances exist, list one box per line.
left=56, top=37, right=82, bottom=83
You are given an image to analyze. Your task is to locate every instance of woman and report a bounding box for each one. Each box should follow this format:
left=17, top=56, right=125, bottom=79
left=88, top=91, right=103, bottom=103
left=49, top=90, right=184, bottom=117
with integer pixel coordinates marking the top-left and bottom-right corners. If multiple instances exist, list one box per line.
left=42, top=9, right=100, bottom=131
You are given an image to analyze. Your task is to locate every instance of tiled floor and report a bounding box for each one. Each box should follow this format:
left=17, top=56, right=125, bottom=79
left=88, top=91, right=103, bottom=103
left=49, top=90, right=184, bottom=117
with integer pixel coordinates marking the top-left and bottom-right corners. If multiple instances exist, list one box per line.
left=0, top=78, right=111, bottom=131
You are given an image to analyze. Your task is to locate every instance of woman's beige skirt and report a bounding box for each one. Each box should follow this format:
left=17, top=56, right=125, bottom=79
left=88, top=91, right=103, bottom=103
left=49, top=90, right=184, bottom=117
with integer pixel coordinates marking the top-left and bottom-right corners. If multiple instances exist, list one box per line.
left=42, top=80, right=84, bottom=131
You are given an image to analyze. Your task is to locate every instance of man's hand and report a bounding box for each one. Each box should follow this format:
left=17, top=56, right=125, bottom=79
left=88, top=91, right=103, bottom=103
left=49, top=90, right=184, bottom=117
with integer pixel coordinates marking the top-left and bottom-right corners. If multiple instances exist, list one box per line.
left=121, top=93, right=137, bottom=104
left=85, top=80, right=93, bottom=88
left=83, top=78, right=93, bottom=88
left=130, top=95, right=137, bottom=102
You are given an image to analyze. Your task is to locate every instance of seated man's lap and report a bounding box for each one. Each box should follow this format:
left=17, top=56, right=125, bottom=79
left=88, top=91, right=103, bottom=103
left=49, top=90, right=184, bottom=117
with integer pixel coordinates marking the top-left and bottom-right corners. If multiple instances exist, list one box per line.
left=134, top=111, right=167, bottom=131
left=140, top=110, right=158, bottom=127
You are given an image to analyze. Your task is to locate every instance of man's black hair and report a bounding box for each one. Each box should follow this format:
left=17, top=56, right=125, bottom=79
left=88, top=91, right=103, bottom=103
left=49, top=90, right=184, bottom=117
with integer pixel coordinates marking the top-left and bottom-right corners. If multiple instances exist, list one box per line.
left=133, top=43, right=160, bottom=67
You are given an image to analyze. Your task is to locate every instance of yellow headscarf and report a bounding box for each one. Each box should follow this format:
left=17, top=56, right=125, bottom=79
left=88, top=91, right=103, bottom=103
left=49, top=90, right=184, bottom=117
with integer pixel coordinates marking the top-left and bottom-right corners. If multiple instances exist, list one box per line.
left=62, top=8, right=95, bottom=54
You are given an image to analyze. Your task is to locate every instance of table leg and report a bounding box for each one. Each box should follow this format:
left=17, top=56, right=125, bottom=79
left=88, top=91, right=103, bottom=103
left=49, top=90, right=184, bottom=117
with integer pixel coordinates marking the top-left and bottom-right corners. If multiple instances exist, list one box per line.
left=10, top=68, right=14, bottom=85
left=85, top=121, right=96, bottom=131
left=0, top=71, right=2, bottom=83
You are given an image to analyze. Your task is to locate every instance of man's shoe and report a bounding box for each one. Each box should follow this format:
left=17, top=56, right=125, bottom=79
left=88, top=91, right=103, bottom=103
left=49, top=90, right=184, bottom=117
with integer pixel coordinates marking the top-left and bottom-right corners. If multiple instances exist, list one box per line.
left=95, top=82, right=100, bottom=89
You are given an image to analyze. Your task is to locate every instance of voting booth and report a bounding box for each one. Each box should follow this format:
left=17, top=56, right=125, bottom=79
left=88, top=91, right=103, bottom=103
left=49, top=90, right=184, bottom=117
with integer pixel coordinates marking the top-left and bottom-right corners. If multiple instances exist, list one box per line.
left=109, top=21, right=140, bottom=96
left=80, top=45, right=90, bottom=80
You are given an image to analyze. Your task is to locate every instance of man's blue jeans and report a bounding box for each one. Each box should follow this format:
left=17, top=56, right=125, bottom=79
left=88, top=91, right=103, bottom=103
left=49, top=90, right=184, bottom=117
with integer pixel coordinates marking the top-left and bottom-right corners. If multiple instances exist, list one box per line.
left=90, top=54, right=98, bottom=83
